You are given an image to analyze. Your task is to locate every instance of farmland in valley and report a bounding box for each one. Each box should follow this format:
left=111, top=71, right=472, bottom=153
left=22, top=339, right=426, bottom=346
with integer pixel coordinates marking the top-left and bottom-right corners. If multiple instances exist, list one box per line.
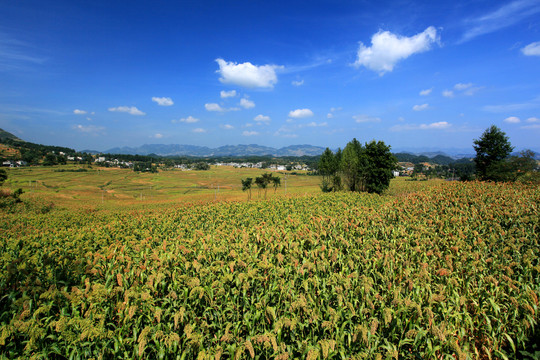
left=0, top=167, right=538, bottom=359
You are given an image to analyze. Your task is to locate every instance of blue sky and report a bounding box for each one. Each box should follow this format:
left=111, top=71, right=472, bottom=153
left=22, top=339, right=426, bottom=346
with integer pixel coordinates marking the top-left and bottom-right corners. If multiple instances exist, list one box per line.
left=1, top=0, right=540, bottom=153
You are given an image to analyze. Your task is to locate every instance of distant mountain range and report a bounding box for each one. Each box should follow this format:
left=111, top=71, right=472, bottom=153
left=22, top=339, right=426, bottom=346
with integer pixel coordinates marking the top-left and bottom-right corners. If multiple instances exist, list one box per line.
left=1, top=127, right=538, bottom=161
left=104, top=144, right=328, bottom=157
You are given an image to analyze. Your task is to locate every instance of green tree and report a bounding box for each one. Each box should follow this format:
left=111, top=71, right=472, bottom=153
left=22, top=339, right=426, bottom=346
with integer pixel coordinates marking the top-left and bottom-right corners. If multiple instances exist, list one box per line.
left=241, top=177, right=253, bottom=200
left=43, top=153, right=58, bottom=166
left=341, top=138, right=366, bottom=192
left=363, top=140, right=397, bottom=194
left=473, top=125, right=514, bottom=181
left=490, top=149, right=538, bottom=182
left=0, top=168, right=7, bottom=186
left=318, top=148, right=342, bottom=192
left=271, top=175, right=281, bottom=193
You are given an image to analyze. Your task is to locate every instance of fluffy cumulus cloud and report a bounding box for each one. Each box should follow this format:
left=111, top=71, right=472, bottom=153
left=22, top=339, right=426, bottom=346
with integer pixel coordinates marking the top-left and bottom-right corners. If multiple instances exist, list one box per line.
left=205, top=103, right=225, bottom=112
left=240, top=98, right=255, bottom=109
left=153, top=133, right=163, bottom=139
left=527, top=117, right=540, bottom=123
left=413, top=103, right=429, bottom=111
left=354, top=26, right=439, bottom=74
left=151, top=97, right=173, bottom=106
left=419, top=121, right=450, bottom=130
left=108, top=106, right=145, bottom=115
left=242, top=130, right=259, bottom=136
left=353, top=114, right=381, bottom=123
left=504, top=116, right=521, bottom=123
left=254, top=114, right=271, bottom=124
left=73, top=109, right=87, bottom=115
left=220, top=90, right=237, bottom=98
left=220, top=124, right=234, bottom=130
left=204, top=103, right=239, bottom=112
left=292, top=80, right=304, bottom=86
left=192, top=128, right=206, bottom=133
left=288, top=108, right=314, bottom=118
left=215, top=58, right=283, bottom=88
left=420, top=88, right=432, bottom=96
left=522, top=42, right=540, bottom=56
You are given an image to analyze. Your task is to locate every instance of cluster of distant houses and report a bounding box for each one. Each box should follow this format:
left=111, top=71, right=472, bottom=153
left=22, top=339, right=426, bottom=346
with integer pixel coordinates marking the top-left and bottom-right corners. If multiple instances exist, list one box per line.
left=3, top=152, right=313, bottom=172
left=177, top=162, right=311, bottom=171
left=2, top=160, right=27, bottom=167
left=94, top=157, right=133, bottom=168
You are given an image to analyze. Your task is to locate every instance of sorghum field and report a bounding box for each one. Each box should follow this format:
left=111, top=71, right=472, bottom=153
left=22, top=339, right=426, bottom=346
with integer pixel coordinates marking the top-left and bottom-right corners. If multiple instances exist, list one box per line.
left=0, top=180, right=538, bottom=359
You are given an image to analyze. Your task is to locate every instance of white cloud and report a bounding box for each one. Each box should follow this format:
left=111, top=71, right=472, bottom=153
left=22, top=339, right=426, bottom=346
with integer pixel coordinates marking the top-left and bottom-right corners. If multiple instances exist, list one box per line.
left=353, top=26, right=439, bottom=74
left=527, top=117, right=540, bottom=122
left=172, top=116, right=199, bottom=124
left=292, top=80, right=304, bottom=86
left=420, top=121, right=450, bottom=129
left=153, top=133, right=163, bottom=139
left=420, top=88, right=432, bottom=96
left=521, top=124, right=540, bottom=129
left=391, top=121, right=451, bottom=131
left=462, top=1, right=540, bottom=42
left=205, top=103, right=225, bottom=112
left=240, top=98, right=255, bottom=109
left=327, top=113, right=333, bottom=119
left=73, top=124, right=104, bottom=134
left=152, top=97, right=174, bottom=106
left=220, top=90, right=237, bottom=98
left=306, top=121, right=328, bottom=127
left=522, top=42, right=540, bottom=56
left=108, top=106, right=145, bottom=115
left=413, top=103, right=429, bottom=111
left=504, top=116, right=521, bottom=123
left=215, top=58, right=283, bottom=88
left=483, top=96, right=540, bottom=112
left=192, top=128, right=206, bottom=133
left=442, top=90, right=454, bottom=98
left=242, top=130, right=259, bottom=136
left=221, top=124, right=234, bottom=130
left=288, top=108, right=314, bottom=118
left=254, top=114, right=271, bottom=124
left=454, top=83, right=472, bottom=91
left=204, top=103, right=239, bottom=112
left=73, top=109, right=87, bottom=115
left=353, top=114, right=381, bottom=123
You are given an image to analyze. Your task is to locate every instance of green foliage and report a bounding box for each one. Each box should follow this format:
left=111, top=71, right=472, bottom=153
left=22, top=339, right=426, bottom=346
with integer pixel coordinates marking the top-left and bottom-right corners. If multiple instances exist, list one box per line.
left=363, top=140, right=397, bottom=194
left=0, top=169, right=6, bottom=186
left=241, top=177, right=253, bottom=200
left=193, top=162, right=210, bottom=171
left=319, top=139, right=397, bottom=194
left=473, top=125, right=514, bottom=181
left=253, top=172, right=280, bottom=199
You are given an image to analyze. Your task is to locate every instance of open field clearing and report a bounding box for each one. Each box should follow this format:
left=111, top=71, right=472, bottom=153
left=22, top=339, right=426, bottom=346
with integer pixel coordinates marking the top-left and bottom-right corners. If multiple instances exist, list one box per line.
left=2, top=166, right=322, bottom=209
left=1, top=179, right=538, bottom=359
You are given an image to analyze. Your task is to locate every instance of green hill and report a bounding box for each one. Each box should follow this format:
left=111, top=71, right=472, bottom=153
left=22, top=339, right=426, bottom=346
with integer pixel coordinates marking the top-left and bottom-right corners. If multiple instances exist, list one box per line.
left=0, top=128, right=22, bottom=142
